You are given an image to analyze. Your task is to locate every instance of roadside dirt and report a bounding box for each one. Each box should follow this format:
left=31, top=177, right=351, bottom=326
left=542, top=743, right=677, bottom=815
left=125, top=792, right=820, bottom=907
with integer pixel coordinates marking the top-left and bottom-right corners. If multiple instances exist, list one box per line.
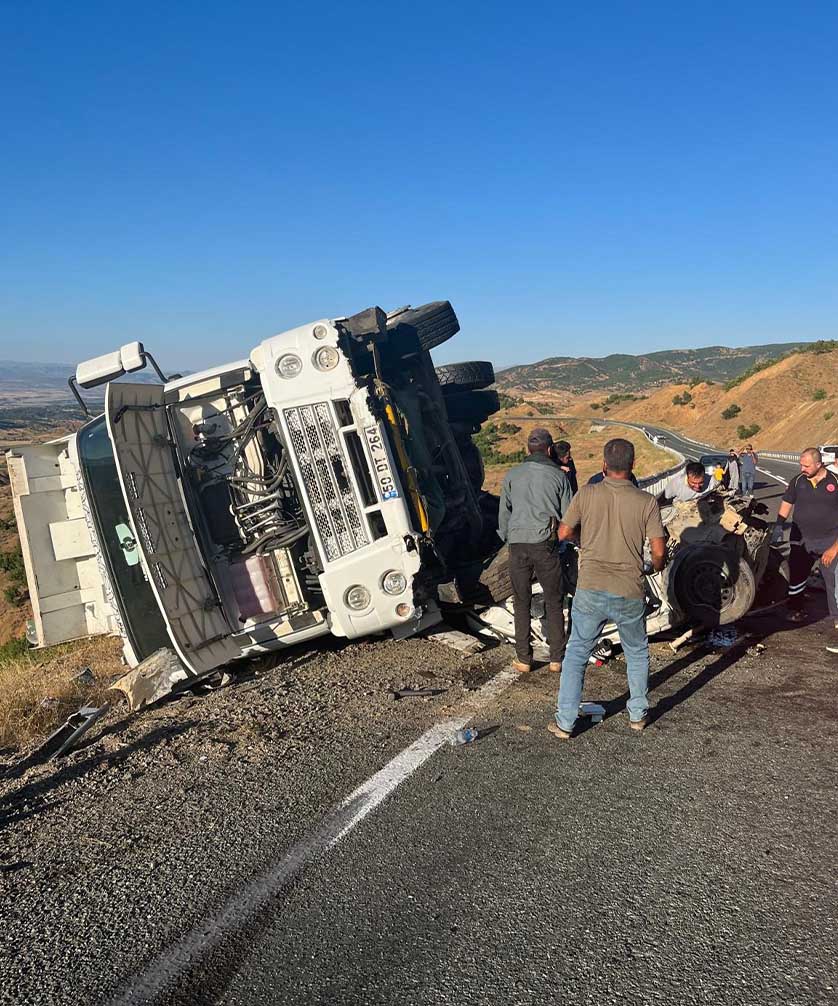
left=481, top=416, right=675, bottom=493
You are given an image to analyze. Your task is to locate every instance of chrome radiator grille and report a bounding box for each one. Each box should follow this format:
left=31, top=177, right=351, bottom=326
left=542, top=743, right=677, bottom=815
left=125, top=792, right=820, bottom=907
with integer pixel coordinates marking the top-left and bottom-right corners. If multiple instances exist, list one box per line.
left=284, top=403, right=369, bottom=562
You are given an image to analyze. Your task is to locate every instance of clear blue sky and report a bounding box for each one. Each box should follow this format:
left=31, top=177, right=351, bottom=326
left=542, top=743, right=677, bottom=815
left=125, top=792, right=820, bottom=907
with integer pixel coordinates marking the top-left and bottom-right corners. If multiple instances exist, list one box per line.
left=1, top=2, right=837, bottom=370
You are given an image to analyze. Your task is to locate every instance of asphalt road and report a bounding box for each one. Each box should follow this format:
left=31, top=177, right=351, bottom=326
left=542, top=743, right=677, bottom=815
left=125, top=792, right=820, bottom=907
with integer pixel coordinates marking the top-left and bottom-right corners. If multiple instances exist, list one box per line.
left=640, top=424, right=801, bottom=493
left=5, top=426, right=836, bottom=1006
left=141, top=430, right=836, bottom=1004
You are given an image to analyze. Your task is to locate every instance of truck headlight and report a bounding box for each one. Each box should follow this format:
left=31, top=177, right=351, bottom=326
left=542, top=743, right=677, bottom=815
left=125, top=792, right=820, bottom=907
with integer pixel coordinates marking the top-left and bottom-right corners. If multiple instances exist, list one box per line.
left=382, top=570, right=407, bottom=595
left=344, top=585, right=371, bottom=610
left=313, top=346, right=340, bottom=371
left=276, top=353, right=303, bottom=379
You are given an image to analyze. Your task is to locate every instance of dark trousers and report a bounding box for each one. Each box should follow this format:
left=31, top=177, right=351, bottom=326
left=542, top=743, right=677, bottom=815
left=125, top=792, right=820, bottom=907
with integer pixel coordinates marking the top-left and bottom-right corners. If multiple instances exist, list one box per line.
left=509, top=541, right=566, bottom=662
left=788, top=542, right=838, bottom=617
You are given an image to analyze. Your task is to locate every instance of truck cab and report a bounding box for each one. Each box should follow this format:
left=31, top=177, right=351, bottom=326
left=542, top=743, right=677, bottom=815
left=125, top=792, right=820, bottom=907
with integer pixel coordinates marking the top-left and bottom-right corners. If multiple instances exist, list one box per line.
left=8, top=302, right=498, bottom=687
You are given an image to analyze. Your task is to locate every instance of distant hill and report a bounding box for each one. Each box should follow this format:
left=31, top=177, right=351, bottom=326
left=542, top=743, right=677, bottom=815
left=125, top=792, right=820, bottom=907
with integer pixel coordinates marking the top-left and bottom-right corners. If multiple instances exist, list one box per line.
left=594, top=343, right=838, bottom=451
left=496, top=342, right=812, bottom=393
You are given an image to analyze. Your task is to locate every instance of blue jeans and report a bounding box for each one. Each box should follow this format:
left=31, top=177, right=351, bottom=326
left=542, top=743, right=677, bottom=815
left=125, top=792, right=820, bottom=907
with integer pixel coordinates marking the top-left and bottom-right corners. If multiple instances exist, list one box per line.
left=741, top=471, right=755, bottom=494
left=556, top=588, right=650, bottom=731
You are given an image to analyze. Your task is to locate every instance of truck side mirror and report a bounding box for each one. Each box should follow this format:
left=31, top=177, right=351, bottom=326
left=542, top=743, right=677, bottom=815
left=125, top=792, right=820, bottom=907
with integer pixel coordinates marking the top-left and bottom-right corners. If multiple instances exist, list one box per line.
left=68, top=341, right=169, bottom=415
left=76, top=341, right=147, bottom=389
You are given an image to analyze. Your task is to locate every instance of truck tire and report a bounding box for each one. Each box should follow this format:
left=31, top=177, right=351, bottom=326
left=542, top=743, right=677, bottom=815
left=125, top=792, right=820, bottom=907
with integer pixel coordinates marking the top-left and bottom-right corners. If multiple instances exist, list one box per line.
left=435, top=361, right=495, bottom=394
left=387, top=301, right=460, bottom=352
left=670, top=545, right=756, bottom=626
left=444, top=389, right=501, bottom=425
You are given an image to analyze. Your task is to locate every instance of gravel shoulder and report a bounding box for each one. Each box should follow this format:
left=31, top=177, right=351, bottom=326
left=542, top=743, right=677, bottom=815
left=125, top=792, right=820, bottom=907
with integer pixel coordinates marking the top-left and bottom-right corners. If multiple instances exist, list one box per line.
left=0, top=633, right=511, bottom=1006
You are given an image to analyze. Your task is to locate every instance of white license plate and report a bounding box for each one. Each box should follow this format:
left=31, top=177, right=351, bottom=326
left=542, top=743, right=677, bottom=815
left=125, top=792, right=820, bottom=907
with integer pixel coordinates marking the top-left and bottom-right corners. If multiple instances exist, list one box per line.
left=364, top=425, right=400, bottom=501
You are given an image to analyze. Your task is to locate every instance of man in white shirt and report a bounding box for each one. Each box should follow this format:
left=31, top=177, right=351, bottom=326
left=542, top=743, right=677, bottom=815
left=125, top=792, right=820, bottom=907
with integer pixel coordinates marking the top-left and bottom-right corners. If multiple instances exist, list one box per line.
left=662, top=462, right=720, bottom=503
left=658, top=461, right=720, bottom=525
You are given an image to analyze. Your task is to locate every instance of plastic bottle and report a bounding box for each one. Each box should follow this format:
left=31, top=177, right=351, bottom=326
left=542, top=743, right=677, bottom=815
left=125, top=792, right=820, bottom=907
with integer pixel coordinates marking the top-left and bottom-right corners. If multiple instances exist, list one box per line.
left=451, top=727, right=478, bottom=746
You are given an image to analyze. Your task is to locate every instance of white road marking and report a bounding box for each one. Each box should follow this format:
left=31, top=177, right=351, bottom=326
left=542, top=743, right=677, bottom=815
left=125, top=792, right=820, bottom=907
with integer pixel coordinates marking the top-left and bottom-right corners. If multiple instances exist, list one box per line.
left=107, top=666, right=520, bottom=1004
left=757, top=466, right=788, bottom=486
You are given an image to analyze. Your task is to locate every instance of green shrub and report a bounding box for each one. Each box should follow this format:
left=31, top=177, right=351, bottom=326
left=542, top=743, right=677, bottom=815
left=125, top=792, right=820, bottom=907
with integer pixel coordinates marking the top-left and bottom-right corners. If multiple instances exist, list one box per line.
left=736, top=423, right=761, bottom=439
left=825, top=412, right=834, bottom=421
left=672, top=391, right=693, bottom=406
left=813, top=389, right=827, bottom=401
left=721, top=404, right=741, bottom=420
left=0, top=636, right=28, bottom=664
left=0, top=546, right=27, bottom=604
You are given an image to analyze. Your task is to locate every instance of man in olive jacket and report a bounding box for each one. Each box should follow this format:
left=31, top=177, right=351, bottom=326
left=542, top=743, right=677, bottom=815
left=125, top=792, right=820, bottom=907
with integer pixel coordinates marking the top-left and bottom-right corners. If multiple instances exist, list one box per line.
left=498, top=428, right=572, bottom=673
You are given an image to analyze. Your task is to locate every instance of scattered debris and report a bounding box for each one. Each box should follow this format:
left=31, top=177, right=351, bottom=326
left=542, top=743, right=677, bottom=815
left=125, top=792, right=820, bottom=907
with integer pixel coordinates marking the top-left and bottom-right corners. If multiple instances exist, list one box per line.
left=669, top=626, right=703, bottom=652
left=390, top=686, right=448, bottom=701
left=451, top=726, right=479, bottom=746
left=71, top=667, right=95, bottom=686
left=746, top=642, right=766, bottom=657
left=579, top=702, right=606, bottom=722
left=108, top=648, right=190, bottom=712
left=422, top=625, right=485, bottom=655
left=706, top=627, right=739, bottom=649
left=35, top=704, right=110, bottom=761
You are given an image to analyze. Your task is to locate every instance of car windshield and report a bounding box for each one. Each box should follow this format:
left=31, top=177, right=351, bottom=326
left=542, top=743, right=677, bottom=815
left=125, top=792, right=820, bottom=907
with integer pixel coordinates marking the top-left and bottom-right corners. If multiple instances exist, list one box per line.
left=700, top=455, right=727, bottom=467
left=76, top=416, right=170, bottom=661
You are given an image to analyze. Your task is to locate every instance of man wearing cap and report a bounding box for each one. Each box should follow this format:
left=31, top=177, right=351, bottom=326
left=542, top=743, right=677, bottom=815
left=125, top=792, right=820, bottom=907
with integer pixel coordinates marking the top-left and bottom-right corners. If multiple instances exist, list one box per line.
left=498, top=428, right=572, bottom=673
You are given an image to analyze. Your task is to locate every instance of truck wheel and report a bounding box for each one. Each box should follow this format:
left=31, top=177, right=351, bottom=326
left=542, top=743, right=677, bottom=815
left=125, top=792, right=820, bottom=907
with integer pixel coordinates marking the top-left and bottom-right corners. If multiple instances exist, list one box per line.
left=444, top=389, right=501, bottom=425
left=387, top=301, right=460, bottom=352
left=435, top=361, right=495, bottom=394
left=457, top=438, right=484, bottom=492
left=670, top=545, right=756, bottom=626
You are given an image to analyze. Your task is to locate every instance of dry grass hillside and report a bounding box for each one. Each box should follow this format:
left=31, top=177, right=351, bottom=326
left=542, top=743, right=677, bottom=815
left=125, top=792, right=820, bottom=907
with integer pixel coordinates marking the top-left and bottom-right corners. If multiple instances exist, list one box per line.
left=479, top=417, right=675, bottom=494
left=599, top=348, right=838, bottom=451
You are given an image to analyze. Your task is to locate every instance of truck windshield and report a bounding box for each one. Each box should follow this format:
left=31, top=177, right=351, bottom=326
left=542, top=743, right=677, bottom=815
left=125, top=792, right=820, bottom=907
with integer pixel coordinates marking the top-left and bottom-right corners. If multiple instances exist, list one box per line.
left=76, top=416, right=169, bottom=661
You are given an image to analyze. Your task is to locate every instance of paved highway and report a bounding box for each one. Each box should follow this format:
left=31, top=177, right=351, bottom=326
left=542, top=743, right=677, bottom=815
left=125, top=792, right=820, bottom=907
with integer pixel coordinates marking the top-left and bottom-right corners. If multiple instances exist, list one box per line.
left=639, top=424, right=801, bottom=491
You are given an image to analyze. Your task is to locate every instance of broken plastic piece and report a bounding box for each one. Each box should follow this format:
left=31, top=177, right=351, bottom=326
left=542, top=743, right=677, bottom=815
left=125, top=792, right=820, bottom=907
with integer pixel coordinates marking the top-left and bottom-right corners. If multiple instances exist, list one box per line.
left=36, top=704, right=109, bottom=760
left=109, top=647, right=189, bottom=711
left=71, top=666, right=95, bottom=686
left=579, top=702, right=606, bottom=723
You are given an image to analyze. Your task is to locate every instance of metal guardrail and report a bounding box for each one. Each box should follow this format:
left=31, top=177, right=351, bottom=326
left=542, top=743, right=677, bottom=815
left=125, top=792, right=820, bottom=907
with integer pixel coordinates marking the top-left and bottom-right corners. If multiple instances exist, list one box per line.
left=637, top=462, right=685, bottom=496
left=636, top=428, right=685, bottom=495
left=758, top=451, right=799, bottom=462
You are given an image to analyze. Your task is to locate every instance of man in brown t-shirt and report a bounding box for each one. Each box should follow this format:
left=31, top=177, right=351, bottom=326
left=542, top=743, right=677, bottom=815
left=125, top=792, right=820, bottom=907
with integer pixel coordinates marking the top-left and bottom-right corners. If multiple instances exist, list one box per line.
left=549, top=438, right=666, bottom=738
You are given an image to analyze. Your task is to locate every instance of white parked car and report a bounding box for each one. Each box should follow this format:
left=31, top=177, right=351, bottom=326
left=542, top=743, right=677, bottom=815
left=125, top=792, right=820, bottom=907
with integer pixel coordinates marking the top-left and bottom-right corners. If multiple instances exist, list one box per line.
left=819, top=444, right=838, bottom=473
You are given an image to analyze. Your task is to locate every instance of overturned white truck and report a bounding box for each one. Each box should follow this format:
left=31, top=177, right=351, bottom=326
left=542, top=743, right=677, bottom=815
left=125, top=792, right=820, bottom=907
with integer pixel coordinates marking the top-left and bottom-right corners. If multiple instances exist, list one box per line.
left=8, top=303, right=503, bottom=699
